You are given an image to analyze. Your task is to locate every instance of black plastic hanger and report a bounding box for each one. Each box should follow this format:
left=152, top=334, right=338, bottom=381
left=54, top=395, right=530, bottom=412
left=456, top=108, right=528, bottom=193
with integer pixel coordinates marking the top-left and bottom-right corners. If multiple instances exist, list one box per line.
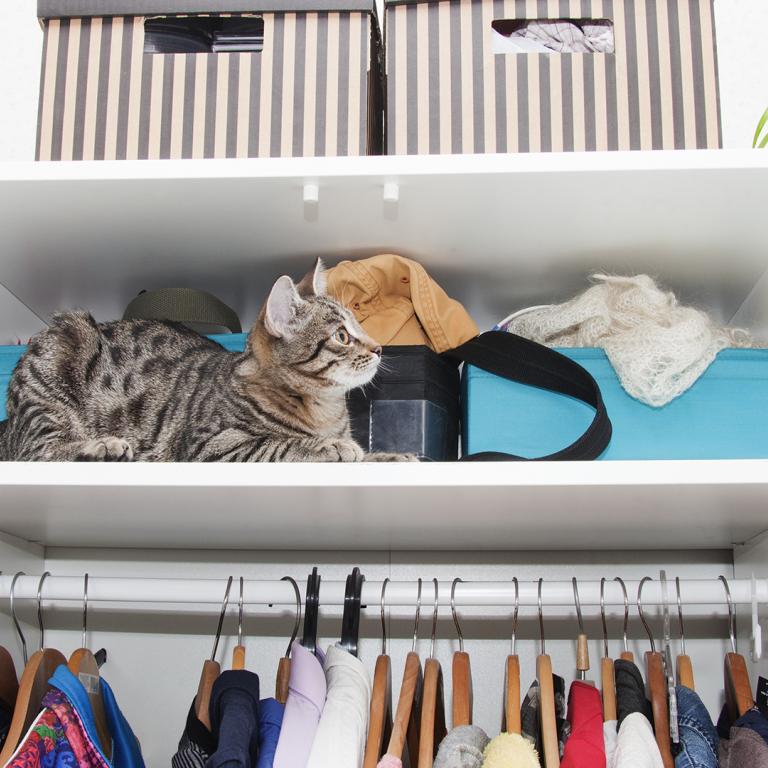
left=341, top=567, right=365, bottom=657
left=302, top=567, right=321, bottom=656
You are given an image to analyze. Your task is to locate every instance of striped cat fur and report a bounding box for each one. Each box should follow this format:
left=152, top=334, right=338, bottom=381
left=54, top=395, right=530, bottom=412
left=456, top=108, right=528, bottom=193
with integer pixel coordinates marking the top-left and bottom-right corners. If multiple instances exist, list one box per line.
left=1, top=262, right=415, bottom=462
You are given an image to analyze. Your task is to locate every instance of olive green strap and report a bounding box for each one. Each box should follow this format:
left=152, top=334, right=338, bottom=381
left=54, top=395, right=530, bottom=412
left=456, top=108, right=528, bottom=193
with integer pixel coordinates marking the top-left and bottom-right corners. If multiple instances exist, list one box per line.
left=123, top=288, right=242, bottom=333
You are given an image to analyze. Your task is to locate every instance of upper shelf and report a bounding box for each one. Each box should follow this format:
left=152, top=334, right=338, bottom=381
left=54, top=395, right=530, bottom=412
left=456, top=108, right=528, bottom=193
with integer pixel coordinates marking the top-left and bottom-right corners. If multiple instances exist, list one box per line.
left=0, top=459, right=766, bottom=550
left=1, top=150, right=768, bottom=337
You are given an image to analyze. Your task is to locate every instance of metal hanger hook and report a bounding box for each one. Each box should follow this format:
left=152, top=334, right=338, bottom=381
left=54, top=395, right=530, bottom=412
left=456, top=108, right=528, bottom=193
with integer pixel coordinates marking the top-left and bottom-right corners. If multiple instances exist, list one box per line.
left=411, top=578, right=423, bottom=653
left=614, top=577, right=629, bottom=653
left=280, top=576, right=301, bottom=658
left=429, top=578, right=439, bottom=659
left=451, top=578, right=464, bottom=653
left=81, top=573, right=89, bottom=649
left=675, top=577, right=686, bottom=656
left=538, top=578, right=546, bottom=656
left=211, top=576, right=233, bottom=662
left=511, top=577, right=519, bottom=656
left=600, top=578, right=609, bottom=658
left=637, top=576, right=656, bottom=653
left=10, top=572, right=28, bottom=665
left=380, top=578, right=390, bottom=656
left=719, top=575, right=737, bottom=653
left=573, top=577, right=585, bottom=634
left=237, top=576, right=244, bottom=648
left=37, top=571, right=51, bottom=651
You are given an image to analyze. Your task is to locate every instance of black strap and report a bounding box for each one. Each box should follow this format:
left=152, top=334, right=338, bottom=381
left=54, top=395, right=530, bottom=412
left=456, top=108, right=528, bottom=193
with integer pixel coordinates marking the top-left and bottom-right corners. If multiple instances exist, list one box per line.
left=447, top=331, right=612, bottom=461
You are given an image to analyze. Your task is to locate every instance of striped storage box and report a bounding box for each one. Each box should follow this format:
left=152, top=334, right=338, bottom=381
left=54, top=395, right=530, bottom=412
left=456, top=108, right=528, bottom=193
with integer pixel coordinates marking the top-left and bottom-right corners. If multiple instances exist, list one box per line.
left=36, top=1, right=383, bottom=160
left=384, top=0, right=721, bottom=154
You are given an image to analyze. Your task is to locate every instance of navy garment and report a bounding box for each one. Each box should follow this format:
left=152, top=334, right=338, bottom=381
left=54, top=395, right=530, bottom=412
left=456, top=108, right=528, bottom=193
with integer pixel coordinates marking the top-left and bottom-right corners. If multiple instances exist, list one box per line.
left=256, top=698, right=285, bottom=768
left=735, top=708, right=768, bottom=746
left=207, top=670, right=261, bottom=768
left=675, top=685, right=718, bottom=768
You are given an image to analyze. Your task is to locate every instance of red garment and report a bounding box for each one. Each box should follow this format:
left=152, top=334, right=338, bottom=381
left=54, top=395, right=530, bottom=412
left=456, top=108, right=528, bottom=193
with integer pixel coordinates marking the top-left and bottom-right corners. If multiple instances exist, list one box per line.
left=561, top=681, right=607, bottom=768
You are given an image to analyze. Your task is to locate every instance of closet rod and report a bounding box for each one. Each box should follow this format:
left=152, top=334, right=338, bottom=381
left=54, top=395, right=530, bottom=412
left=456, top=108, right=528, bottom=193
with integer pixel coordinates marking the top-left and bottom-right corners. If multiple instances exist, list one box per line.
left=0, top=575, right=763, bottom=609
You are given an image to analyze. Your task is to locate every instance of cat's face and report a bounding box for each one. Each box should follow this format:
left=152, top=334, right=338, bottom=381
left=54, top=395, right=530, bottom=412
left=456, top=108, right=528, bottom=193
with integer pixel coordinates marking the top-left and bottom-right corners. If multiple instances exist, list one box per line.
left=257, top=260, right=382, bottom=393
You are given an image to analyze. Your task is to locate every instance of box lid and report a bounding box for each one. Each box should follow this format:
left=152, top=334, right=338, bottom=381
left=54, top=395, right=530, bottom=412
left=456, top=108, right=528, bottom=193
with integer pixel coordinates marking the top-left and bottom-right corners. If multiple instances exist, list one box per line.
left=38, top=0, right=376, bottom=18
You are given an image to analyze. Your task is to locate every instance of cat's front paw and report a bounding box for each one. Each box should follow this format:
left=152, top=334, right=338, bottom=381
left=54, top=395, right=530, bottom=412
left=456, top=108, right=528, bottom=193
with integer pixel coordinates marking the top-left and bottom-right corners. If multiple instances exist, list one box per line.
left=77, top=437, right=134, bottom=462
left=366, top=452, right=420, bottom=462
left=319, top=439, right=365, bottom=462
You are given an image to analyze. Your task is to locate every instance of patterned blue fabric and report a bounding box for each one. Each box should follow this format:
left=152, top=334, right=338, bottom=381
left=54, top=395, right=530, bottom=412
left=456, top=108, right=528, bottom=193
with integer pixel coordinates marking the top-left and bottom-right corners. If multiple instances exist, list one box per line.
left=675, top=685, right=718, bottom=768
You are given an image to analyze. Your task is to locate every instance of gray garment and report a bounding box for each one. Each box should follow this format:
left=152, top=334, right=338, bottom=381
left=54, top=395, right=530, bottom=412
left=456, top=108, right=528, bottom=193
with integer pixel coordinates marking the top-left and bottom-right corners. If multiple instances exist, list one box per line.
left=434, top=725, right=491, bottom=768
left=719, top=725, right=768, bottom=767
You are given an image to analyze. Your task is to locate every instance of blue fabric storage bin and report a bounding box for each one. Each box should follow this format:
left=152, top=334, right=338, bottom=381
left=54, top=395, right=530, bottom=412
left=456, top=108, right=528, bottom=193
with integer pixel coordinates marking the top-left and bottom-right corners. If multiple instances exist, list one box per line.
left=462, top=348, right=768, bottom=460
left=0, top=334, right=249, bottom=420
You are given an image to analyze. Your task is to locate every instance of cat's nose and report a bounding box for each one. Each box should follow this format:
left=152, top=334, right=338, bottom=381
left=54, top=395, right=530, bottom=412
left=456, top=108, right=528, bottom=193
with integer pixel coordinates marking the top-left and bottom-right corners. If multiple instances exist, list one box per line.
left=372, top=345, right=382, bottom=358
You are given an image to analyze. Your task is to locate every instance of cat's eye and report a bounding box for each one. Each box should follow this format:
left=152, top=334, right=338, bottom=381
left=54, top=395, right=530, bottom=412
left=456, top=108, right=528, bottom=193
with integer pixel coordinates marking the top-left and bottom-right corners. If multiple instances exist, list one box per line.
left=334, top=328, right=351, bottom=345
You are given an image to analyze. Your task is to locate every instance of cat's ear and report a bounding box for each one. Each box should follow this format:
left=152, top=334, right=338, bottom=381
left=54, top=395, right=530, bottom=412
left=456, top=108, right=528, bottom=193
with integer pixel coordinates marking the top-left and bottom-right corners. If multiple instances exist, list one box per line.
left=296, top=258, right=327, bottom=297
left=264, top=275, right=303, bottom=338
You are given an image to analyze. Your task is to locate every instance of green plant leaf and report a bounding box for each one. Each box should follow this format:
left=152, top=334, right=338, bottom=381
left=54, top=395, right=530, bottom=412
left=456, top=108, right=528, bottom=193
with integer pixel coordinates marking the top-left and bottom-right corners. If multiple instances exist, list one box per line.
left=760, top=132, right=768, bottom=149
left=754, top=107, right=768, bottom=148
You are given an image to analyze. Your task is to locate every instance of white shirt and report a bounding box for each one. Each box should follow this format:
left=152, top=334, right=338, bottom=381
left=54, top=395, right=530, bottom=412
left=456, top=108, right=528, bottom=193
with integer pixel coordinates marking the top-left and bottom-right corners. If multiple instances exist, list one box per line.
left=306, top=644, right=372, bottom=768
left=613, top=712, right=665, bottom=768
left=604, top=720, right=618, bottom=768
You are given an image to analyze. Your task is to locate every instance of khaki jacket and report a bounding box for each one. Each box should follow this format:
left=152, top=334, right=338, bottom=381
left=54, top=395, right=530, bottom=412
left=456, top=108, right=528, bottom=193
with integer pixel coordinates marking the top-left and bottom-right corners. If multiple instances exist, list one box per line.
left=326, top=254, right=479, bottom=353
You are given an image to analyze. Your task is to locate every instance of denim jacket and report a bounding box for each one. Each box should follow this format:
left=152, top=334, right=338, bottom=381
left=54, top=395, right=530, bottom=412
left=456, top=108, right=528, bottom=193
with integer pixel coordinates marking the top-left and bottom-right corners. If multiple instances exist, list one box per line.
left=675, top=686, right=718, bottom=768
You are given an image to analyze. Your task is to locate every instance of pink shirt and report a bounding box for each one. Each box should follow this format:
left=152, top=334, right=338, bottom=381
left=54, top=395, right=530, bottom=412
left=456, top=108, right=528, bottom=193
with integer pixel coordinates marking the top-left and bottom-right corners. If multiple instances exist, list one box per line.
left=272, top=642, right=327, bottom=768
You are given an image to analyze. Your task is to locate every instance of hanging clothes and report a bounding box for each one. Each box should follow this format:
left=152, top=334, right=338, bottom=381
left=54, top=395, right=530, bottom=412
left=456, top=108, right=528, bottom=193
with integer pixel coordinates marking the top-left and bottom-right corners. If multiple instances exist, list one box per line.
left=305, top=645, right=371, bottom=768
left=521, top=676, right=571, bottom=758
left=674, top=685, right=718, bottom=768
left=255, top=698, right=285, bottom=768
left=172, top=700, right=217, bottom=768
left=613, top=660, right=664, bottom=768
left=560, top=681, right=606, bottom=768
left=206, top=670, right=261, bottom=768
left=732, top=708, right=768, bottom=745
left=433, top=725, right=489, bottom=768
left=483, top=731, right=540, bottom=768
left=172, top=696, right=284, bottom=768
left=272, top=643, right=326, bottom=768
left=6, top=665, right=143, bottom=768
left=603, top=721, right=618, bottom=768
left=719, top=725, right=768, bottom=767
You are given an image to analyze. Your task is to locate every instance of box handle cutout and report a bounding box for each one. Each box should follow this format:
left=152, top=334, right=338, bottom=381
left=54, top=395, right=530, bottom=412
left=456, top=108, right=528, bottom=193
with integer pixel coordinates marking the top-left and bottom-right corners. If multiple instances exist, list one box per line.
left=491, top=18, right=614, bottom=55
left=144, top=15, right=264, bottom=54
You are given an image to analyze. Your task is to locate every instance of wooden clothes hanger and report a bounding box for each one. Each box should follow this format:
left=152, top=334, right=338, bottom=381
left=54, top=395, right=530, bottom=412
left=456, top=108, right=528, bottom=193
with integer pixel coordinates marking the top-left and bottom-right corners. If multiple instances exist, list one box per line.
left=720, top=575, right=754, bottom=720
left=67, top=573, right=112, bottom=759
left=675, top=577, right=695, bottom=690
left=450, top=579, right=472, bottom=728
left=386, top=579, right=424, bottom=767
left=573, top=578, right=593, bottom=687
left=537, top=579, right=560, bottom=768
left=194, top=575, right=233, bottom=730
left=502, top=577, right=521, bottom=734
left=232, top=577, right=246, bottom=671
left=0, top=572, right=67, bottom=765
left=364, top=579, right=393, bottom=768
left=275, top=576, right=302, bottom=704
left=615, top=577, right=635, bottom=664
left=418, top=579, right=447, bottom=768
left=638, top=577, right=674, bottom=768
left=600, top=578, right=617, bottom=722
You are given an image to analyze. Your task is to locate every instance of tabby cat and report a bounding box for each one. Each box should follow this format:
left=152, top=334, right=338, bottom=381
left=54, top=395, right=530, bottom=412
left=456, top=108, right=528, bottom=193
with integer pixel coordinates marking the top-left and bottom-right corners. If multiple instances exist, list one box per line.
left=1, top=261, right=415, bottom=462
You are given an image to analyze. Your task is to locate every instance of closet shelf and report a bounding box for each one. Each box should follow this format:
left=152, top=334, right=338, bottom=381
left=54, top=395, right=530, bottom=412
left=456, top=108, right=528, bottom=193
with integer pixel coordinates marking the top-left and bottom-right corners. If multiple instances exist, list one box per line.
left=1, top=149, right=767, bottom=336
left=0, top=460, right=765, bottom=550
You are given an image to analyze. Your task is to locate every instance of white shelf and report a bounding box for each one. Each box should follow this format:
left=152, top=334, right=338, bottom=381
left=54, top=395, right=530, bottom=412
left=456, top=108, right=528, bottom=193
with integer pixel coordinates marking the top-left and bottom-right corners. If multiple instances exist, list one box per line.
left=0, top=460, right=766, bottom=550
left=1, top=150, right=768, bottom=335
